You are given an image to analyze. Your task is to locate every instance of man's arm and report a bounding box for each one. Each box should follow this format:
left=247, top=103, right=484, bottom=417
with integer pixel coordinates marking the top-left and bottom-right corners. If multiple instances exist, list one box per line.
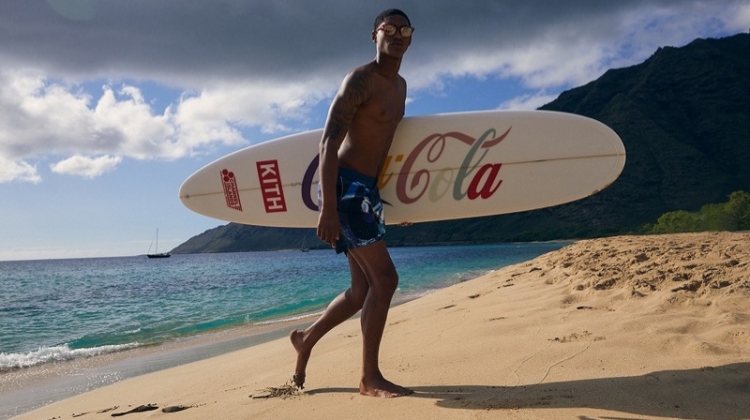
left=317, top=69, right=371, bottom=247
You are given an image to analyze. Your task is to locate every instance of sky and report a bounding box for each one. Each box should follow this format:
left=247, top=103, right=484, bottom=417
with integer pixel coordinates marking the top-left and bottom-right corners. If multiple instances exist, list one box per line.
left=1, top=0, right=749, bottom=261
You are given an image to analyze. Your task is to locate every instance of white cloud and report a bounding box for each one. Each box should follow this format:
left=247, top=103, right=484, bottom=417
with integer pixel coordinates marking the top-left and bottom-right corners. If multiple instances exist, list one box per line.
left=728, top=2, right=750, bottom=32
left=50, top=154, right=122, bottom=178
left=0, top=70, right=335, bottom=183
left=407, top=1, right=747, bottom=96
left=171, top=78, right=333, bottom=152
left=498, top=91, right=559, bottom=111
left=0, top=156, right=41, bottom=184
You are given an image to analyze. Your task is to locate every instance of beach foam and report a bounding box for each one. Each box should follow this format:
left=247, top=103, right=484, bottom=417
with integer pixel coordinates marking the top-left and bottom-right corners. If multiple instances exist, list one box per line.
left=0, top=343, right=142, bottom=372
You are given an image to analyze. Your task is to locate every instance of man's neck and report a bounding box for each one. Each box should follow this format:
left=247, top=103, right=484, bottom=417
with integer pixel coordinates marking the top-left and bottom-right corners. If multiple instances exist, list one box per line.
left=373, top=54, right=402, bottom=80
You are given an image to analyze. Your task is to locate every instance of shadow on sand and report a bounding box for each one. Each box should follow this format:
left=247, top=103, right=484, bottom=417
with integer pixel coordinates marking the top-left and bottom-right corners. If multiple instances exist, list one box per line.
left=306, top=362, right=750, bottom=420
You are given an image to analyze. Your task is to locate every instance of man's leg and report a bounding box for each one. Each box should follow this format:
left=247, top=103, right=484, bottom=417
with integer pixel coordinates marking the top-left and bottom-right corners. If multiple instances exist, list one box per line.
left=348, top=241, right=413, bottom=397
left=290, top=254, right=369, bottom=388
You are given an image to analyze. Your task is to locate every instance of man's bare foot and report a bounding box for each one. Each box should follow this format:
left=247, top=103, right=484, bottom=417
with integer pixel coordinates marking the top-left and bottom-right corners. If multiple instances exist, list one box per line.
left=360, top=376, right=413, bottom=398
left=289, top=329, right=310, bottom=389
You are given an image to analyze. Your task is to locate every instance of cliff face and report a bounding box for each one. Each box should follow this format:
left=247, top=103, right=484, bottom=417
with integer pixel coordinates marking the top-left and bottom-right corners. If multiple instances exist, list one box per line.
left=173, top=33, right=750, bottom=253
left=540, top=33, right=750, bottom=228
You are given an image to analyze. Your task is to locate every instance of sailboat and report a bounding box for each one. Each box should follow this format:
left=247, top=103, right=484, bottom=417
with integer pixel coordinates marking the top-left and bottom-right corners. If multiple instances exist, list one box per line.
left=147, top=228, right=171, bottom=259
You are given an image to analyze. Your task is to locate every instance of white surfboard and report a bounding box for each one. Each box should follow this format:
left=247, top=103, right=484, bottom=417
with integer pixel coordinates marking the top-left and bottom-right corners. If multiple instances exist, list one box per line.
left=179, top=110, right=626, bottom=227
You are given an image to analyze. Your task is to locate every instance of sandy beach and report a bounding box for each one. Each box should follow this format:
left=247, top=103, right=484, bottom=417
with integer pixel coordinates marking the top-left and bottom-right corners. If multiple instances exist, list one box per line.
left=13, top=231, right=750, bottom=420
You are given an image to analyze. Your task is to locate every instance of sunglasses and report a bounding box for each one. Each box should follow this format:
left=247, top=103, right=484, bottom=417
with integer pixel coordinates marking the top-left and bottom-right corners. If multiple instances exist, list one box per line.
left=377, top=23, right=414, bottom=38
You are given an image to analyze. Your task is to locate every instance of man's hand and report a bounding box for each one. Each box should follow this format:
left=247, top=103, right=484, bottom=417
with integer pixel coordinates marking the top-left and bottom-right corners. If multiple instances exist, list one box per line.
left=317, top=209, right=340, bottom=248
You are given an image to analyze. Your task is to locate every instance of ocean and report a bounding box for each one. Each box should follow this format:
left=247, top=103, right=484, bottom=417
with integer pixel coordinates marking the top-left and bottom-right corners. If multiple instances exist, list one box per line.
left=0, top=243, right=567, bottom=418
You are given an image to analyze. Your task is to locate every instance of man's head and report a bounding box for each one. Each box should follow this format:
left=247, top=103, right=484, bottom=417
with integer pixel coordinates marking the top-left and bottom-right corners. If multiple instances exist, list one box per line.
left=372, top=9, right=412, bottom=58
left=373, top=9, right=411, bottom=30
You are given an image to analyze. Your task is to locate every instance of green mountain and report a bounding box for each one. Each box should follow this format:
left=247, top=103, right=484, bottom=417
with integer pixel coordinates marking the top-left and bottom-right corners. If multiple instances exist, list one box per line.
left=173, top=32, right=750, bottom=254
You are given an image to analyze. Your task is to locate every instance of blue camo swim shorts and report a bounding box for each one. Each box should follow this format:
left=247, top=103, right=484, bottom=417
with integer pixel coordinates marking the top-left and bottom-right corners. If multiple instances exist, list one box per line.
left=318, top=167, right=385, bottom=254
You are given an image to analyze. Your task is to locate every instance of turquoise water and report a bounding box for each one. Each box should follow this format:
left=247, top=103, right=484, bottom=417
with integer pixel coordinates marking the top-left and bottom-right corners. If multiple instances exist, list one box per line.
left=0, top=243, right=566, bottom=372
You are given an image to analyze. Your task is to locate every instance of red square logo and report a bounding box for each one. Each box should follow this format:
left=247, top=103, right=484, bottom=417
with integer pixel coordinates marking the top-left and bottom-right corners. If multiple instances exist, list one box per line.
left=256, top=160, right=287, bottom=213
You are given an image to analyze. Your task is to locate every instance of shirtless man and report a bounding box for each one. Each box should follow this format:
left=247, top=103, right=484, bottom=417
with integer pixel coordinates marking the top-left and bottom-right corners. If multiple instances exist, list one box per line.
left=289, top=9, right=414, bottom=398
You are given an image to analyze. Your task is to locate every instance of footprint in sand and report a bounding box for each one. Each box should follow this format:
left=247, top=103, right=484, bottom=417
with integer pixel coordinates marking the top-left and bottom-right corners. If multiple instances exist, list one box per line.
left=111, top=404, right=159, bottom=416
left=108, top=404, right=193, bottom=416
left=162, top=405, right=193, bottom=413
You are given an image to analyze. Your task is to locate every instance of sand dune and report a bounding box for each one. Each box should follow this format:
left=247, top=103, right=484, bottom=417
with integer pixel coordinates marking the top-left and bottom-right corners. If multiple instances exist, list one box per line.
left=14, top=232, right=750, bottom=420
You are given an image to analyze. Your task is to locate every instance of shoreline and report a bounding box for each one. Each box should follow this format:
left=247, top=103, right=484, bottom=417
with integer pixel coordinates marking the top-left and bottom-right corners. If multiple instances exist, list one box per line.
left=10, top=232, right=750, bottom=420
left=0, top=282, right=433, bottom=419
left=0, top=316, right=314, bottom=419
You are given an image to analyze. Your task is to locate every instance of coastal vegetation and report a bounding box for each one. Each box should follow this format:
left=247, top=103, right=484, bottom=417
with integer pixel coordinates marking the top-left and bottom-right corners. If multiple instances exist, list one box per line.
left=644, top=191, right=750, bottom=234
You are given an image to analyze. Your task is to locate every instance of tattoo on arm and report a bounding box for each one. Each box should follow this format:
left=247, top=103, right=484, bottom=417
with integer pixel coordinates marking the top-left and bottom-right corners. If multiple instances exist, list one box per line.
left=325, top=71, right=370, bottom=143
